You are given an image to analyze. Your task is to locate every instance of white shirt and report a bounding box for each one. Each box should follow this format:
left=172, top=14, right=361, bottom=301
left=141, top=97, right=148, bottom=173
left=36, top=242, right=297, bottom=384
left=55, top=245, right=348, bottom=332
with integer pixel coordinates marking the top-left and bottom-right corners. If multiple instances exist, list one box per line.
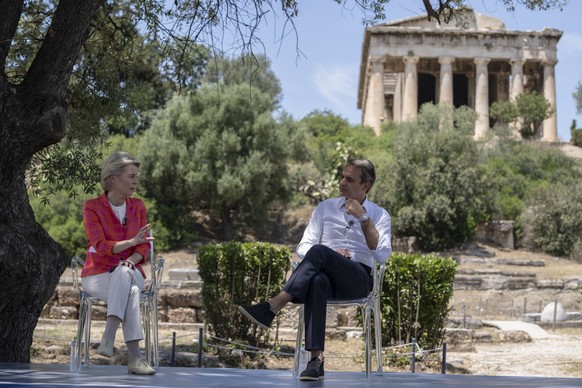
left=109, top=201, right=127, bottom=224
left=296, top=197, right=392, bottom=267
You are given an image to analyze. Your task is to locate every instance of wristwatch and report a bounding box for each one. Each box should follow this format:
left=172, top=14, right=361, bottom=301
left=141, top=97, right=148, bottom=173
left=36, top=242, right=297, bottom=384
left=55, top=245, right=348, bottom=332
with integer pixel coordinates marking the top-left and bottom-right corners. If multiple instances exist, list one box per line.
left=358, top=213, right=370, bottom=223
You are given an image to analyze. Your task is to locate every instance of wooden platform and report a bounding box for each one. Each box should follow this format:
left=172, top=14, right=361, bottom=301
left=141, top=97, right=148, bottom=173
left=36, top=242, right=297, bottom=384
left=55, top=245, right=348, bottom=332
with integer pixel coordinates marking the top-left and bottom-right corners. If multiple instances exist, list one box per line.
left=0, top=363, right=580, bottom=387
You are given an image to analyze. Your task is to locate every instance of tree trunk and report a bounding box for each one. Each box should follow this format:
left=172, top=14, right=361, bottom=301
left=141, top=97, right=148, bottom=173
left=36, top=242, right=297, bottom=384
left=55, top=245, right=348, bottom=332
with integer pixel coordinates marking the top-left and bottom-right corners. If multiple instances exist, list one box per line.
left=0, top=91, right=70, bottom=361
left=0, top=183, right=67, bottom=362
left=220, top=204, right=233, bottom=241
left=0, top=0, right=105, bottom=362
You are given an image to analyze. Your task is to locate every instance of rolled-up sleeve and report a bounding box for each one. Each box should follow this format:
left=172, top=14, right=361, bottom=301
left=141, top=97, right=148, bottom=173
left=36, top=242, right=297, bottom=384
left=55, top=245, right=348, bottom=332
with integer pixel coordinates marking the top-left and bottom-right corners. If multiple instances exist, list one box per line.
left=296, top=205, right=323, bottom=259
left=371, top=209, right=392, bottom=264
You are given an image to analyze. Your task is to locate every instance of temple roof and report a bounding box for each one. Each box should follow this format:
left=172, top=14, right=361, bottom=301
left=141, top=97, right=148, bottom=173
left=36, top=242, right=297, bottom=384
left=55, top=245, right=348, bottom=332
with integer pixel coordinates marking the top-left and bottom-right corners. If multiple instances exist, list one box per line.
left=379, top=8, right=505, bottom=31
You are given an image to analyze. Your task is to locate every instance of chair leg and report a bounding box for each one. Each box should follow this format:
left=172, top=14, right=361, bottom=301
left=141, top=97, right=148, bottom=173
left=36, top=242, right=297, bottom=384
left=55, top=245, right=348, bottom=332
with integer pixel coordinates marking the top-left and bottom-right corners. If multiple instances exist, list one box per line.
left=292, top=305, right=304, bottom=378
left=373, top=297, right=383, bottom=375
left=362, top=304, right=372, bottom=378
left=142, top=298, right=152, bottom=366
left=151, top=300, right=160, bottom=370
left=75, top=298, right=88, bottom=371
left=84, top=300, right=93, bottom=369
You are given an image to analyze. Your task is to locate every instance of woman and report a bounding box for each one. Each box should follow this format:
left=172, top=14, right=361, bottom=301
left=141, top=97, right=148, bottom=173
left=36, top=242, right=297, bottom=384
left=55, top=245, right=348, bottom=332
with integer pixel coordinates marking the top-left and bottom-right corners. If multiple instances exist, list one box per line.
left=82, top=151, right=155, bottom=375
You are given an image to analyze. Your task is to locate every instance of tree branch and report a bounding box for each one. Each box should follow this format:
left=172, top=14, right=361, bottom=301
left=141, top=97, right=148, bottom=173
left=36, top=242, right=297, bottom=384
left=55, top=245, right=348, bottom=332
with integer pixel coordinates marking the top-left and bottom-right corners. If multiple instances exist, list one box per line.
left=0, top=0, right=24, bottom=82
left=22, top=0, right=105, bottom=98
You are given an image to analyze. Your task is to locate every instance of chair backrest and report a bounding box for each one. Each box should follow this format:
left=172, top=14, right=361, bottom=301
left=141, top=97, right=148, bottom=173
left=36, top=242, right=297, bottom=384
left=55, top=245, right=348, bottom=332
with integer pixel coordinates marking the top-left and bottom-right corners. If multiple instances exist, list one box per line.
left=146, top=229, right=165, bottom=293
left=371, top=262, right=386, bottom=299
left=328, top=262, right=386, bottom=305
left=71, top=255, right=85, bottom=293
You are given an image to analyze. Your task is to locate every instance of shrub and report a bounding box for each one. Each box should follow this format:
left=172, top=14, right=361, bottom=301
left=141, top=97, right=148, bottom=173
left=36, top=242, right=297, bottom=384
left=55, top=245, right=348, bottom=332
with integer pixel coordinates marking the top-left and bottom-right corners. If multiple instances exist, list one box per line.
left=380, top=252, right=457, bottom=351
left=30, top=190, right=92, bottom=259
left=519, top=183, right=582, bottom=257
left=569, top=240, right=582, bottom=264
left=490, top=92, right=552, bottom=139
left=572, top=128, right=582, bottom=148
left=480, top=140, right=582, bottom=228
left=197, top=242, right=291, bottom=345
left=382, top=104, right=488, bottom=250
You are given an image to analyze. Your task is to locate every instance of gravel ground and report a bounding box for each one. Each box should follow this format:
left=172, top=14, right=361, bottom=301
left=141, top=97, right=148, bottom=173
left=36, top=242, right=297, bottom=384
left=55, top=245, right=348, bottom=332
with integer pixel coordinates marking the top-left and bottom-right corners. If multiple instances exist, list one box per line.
left=448, top=330, right=582, bottom=378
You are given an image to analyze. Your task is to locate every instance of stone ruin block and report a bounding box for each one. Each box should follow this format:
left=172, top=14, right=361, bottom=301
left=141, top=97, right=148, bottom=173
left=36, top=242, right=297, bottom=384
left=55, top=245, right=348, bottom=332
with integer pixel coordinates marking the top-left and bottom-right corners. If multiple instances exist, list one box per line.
left=58, top=286, right=79, bottom=306
left=476, top=220, right=514, bottom=249
left=161, top=289, right=202, bottom=308
left=167, top=307, right=198, bottom=323
left=497, top=330, right=531, bottom=343
left=48, top=306, right=78, bottom=320
left=445, top=328, right=475, bottom=352
left=168, top=268, right=201, bottom=281
left=392, top=236, right=420, bottom=253
left=536, top=279, right=564, bottom=289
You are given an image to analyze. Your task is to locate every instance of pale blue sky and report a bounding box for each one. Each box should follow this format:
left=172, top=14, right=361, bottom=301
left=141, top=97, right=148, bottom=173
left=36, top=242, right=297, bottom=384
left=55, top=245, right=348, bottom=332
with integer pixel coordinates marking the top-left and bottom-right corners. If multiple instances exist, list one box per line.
left=255, top=0, right=582, bottom=141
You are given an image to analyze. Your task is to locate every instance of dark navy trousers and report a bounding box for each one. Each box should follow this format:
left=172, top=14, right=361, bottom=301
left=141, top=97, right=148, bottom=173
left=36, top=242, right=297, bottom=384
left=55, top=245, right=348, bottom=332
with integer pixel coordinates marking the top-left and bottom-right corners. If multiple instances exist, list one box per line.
left=283, top=245, right=373, bottom=351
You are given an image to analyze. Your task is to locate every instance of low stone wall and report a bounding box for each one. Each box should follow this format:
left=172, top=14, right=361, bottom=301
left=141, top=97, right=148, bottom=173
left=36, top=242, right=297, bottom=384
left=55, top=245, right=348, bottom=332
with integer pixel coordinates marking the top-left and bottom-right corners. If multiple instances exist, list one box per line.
left=454, top=268, right=582, bottom=291
left=42, top=281, right=363, bottom=329
left=42, top=281, right=204, bottom=324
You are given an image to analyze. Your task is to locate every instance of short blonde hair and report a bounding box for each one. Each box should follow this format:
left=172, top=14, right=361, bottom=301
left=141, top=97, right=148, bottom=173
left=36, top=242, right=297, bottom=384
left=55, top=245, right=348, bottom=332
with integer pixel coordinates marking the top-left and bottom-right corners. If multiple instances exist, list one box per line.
left=100, top=151, right=141, bottom=192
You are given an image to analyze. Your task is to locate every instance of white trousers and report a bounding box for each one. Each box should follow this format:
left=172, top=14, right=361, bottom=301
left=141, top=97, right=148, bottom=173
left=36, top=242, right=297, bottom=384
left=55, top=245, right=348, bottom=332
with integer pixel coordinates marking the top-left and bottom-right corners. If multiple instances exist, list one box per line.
left=82, top=266, right=145, bottom=342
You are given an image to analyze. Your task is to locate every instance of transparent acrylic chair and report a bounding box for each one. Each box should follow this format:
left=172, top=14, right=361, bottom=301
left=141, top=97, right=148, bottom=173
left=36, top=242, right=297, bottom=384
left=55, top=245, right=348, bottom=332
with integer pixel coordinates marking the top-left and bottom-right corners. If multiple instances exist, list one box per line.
left=292, top=262, right=385, bottom=378
left=140, top=238, right=165, bottom=370
left=71, top=255, right=100, bottom=371
left=71, top=237, right=164, bottom=371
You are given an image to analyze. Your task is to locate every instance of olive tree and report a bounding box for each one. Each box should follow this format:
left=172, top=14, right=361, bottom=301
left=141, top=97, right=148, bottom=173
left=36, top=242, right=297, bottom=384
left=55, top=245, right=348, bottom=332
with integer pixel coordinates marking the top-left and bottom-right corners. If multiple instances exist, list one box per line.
left=490, top=91, right=553, bottom=139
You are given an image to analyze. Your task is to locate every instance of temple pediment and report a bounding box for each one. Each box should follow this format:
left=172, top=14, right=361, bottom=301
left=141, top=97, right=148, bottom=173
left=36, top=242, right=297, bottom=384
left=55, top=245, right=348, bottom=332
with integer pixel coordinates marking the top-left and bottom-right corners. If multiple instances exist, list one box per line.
left=380, top=8, right=505, bottom=31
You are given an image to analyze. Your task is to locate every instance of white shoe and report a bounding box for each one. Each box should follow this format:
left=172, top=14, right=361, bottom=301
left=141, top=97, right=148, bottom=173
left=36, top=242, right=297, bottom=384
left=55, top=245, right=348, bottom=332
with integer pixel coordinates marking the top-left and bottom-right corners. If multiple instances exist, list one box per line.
left=128, top=357, right=156, bottom=375
left=96, top=338, right=114, bottom=357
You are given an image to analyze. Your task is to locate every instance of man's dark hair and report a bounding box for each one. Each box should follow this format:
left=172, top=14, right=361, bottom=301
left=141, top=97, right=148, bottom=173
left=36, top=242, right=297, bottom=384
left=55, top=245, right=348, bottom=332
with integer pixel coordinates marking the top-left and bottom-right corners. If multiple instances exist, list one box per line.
left=346, top=159, right=376, bottom=189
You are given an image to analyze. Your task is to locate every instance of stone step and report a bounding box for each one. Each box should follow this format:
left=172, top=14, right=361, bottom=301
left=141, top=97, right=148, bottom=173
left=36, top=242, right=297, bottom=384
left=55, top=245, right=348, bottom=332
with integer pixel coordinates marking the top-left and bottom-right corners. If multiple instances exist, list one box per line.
left=168, top=268, right=200, bottom=281
left=454, top=275, right=537, bottom=290
left=456, top=269, right=536, bottom=277
left=160, top=280, right=203, bottom=289
left=455, top=258, right=546, bottom=267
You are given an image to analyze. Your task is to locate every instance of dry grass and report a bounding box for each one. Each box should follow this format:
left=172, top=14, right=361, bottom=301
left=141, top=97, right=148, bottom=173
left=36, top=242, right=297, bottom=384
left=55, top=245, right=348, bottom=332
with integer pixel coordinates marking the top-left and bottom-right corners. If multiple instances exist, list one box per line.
left=32, top=318, right=408, bottom=373
left=453, top=246, right=582, bottom=279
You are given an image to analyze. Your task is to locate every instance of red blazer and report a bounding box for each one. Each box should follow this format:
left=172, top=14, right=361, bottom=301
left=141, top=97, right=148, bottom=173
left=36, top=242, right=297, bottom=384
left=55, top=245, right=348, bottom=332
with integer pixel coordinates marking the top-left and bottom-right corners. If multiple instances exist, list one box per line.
left=82, top=192, right=150, bottom=278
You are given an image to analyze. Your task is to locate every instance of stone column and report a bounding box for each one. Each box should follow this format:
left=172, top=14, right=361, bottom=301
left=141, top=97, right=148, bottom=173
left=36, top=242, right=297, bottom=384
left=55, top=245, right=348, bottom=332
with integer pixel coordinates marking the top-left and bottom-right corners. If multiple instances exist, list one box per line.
left=497, top=73, right=509, bottom=102
left=438, top=56, right=455, bottom=105
left=542, top=59, right=558, bottom=142
left=509, top=59, right=525, bottom=138
left=467, top=72, right=475, bottom=109
left=474, top=57, right=490, bottom=139
left=402, top=56, right=419, bottom=121
left=363, top=59, right=385, bottom=136
left=510, top=59, right=524, bottom=101
left=393, top=74, right=403, bottom=123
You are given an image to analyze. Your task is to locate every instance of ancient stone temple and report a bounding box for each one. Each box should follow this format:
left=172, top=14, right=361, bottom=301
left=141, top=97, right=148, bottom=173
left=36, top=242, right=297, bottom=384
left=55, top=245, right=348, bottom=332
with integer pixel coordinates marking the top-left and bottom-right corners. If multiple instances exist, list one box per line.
left=358, top=9, right=562, bottom=140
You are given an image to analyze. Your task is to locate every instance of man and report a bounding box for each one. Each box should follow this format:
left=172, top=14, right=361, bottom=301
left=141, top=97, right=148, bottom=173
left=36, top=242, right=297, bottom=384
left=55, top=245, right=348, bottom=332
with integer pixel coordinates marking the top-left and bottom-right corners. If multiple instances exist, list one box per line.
left=238, top=158, right=391, bottom=381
